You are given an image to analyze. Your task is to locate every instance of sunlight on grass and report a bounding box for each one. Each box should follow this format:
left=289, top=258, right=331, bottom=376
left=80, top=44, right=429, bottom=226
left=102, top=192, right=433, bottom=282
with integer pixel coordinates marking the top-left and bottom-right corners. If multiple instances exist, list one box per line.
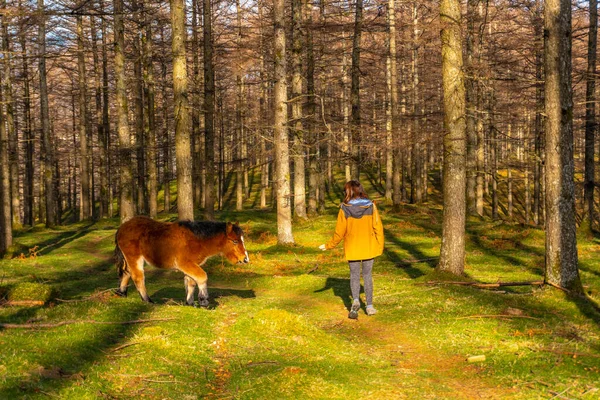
left=1, top=191, right=599, bottom=398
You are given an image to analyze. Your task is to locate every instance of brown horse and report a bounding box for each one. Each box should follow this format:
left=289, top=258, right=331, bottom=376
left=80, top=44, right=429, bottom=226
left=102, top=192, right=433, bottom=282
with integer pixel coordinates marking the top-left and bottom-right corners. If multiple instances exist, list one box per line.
left=114, top=216, right=249, bottom=306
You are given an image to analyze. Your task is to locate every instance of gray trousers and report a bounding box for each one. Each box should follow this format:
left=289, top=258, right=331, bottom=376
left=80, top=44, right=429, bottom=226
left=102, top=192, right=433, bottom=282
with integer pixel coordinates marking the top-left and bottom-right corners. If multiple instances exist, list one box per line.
left=348, top=258, right=374, bottom=305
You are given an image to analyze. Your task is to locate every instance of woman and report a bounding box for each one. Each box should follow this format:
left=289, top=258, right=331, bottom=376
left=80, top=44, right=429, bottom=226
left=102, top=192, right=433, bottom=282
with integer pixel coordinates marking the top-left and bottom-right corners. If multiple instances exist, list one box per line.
left=319, top=180, right=384, bottom=319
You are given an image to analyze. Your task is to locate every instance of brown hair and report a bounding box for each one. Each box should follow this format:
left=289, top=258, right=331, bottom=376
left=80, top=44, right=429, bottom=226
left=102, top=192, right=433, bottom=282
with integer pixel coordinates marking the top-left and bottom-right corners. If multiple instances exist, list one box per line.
left=343, top=180, right=369, bottom=203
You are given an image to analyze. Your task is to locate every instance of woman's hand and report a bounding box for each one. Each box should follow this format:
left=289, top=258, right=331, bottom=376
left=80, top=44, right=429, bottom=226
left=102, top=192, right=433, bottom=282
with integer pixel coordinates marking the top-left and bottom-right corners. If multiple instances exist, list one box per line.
left=318, top=244, right=326, bottom=251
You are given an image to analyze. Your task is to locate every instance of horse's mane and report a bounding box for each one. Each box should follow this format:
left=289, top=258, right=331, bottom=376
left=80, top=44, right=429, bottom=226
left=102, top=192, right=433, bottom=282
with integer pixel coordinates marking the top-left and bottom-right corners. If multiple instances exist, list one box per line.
left=177, top=220, right=243, bottom=239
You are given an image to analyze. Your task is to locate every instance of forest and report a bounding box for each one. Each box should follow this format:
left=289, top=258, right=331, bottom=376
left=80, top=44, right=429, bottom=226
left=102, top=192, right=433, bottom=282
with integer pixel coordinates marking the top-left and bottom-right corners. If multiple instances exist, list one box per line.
left=0, top=0, right=599, bottom=398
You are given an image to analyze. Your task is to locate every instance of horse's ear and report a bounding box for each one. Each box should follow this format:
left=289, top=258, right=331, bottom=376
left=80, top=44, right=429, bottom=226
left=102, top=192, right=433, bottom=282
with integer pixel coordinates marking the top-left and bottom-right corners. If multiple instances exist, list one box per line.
left=234, top=221, right=240, bottom=226
left=226, top=222, right=233, bottom=234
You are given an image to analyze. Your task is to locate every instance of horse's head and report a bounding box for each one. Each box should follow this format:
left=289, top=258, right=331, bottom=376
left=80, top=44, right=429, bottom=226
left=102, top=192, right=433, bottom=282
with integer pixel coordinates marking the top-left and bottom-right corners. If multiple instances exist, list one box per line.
left=224, top=222, right=249, bottom=264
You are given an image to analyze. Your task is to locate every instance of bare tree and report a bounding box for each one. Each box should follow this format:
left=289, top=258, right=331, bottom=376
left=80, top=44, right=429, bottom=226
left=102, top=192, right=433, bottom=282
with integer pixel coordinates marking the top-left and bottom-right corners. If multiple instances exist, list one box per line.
left=274, top=0, right=294, bottom=244
left=38, top=0, right=57, bottom=227
left=114, top=0, right=135, bottom=222
left=543, top=0, right=582, bottom=292
left=172, top=0, right=194, bottom=220
left=583, top=0, right=597, bottom=232
left=437, top=0, right=466, bottom=275
left=204, top=0, right=216, bottom=219
left=77, top=15, right=91, bottom=220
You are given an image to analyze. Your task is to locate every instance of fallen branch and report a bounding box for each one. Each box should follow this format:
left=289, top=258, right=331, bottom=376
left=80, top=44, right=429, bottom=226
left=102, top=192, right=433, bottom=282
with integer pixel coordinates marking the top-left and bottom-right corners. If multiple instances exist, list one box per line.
left=0, top=318, right=174, bottom=330
left=456, top=314, right=540, bottom=320
left=424, top=281, right=544, bottom=289
left=2, top=300, right=45, bottom=306
left=109, top=342, right=142, bottom=353
left=545, top=281, right=571, bottom=294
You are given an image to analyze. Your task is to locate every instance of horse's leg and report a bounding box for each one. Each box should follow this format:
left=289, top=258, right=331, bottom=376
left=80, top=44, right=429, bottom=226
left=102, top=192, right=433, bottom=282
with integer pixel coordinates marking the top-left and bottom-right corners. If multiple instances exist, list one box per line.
left=177, top=263, right=209, bottom=308
left=115, top=272, right=130, bottom=297
left=184, top=275, right=197, bottom=306
left=126, top=256, right=153, bottom=303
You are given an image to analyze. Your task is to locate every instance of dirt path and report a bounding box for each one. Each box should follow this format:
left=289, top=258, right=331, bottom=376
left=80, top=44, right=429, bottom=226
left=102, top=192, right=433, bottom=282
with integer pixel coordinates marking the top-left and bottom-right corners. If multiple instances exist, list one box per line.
left=202, top=283, right=516, bottom=399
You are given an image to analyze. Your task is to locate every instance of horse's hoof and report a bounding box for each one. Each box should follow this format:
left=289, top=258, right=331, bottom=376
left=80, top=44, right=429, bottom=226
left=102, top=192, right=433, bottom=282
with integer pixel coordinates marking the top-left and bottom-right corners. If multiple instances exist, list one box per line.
left=114, top=289, right=127, bottom=297
left=199, top=299, right=209, bottom=308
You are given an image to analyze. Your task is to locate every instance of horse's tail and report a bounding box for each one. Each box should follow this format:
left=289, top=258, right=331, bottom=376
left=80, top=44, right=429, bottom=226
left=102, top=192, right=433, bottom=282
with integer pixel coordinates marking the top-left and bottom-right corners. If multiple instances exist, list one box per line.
left=114, top=229, right=128, bottom=278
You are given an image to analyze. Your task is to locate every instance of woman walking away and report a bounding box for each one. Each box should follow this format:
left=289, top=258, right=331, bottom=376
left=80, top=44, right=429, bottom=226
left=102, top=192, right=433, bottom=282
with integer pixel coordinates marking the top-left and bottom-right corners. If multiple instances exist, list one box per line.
left=319, top=180, right=384, bottom=319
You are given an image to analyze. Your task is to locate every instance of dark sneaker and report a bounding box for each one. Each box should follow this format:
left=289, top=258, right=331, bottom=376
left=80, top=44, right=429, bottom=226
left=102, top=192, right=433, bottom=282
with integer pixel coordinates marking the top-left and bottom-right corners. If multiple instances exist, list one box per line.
left=366, top=305, right=377, bottom=316
left=348, top=300, right=360, bottom=319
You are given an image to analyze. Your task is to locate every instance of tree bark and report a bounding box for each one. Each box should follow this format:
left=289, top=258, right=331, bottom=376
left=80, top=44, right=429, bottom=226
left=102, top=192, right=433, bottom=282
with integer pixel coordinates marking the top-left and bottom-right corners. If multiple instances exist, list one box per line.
left=203, top=0, right=216, bottom=219
left=465, top=0, right=478, bottom=216
left=584, top=0, right=597, bottom=231
left=77, top=15, right=91, bottom=220
left=172, top=0, right=194, bottom=220
left=1, top=3, right=19, bottom=228
left=38, top=0, right=57, bottom=227
left=0, top=68, right=11, bottom=253
left=350, top=0, right=363, bottom=179
left=19, top=19, right=34, bottom=226
left=387, top=0, right=398, bottom=204
left=114, top=0, right=135, bottom=222
left=291, top=0, right=306, bottom=218
left=273, top=0, right=294, bottom=244
left=543, top=0, right=583, bottom=293
left=437, top=0, right=466, bottom=275
left=143, top=0, right=157, bottom=218
left=90, top=15, right=107, bottom=219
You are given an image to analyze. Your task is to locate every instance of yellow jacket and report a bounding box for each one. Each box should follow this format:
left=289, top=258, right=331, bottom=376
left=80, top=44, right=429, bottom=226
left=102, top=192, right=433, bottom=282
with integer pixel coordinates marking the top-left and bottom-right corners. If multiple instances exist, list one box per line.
left=325, top=199, right=384, bottom=260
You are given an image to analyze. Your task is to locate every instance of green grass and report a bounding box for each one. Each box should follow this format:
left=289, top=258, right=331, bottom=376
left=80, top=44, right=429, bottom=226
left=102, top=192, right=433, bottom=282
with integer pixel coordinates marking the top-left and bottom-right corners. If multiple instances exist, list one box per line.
left=1, top=189, right=600, bottom=398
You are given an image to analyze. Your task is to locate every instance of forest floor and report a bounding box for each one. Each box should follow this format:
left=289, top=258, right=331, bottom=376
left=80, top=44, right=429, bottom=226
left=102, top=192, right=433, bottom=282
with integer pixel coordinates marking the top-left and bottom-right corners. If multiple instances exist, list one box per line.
left=1, top=196, right=600, bottom=399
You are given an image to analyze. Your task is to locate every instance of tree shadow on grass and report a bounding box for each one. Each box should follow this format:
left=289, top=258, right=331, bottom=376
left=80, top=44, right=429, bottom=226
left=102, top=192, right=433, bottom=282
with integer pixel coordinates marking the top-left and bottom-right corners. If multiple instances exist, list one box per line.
left=15, top=224, right=97, bottom=257
left=383, top=228, right=436, bottom=279
left=0, top=300, right=153, bottom=398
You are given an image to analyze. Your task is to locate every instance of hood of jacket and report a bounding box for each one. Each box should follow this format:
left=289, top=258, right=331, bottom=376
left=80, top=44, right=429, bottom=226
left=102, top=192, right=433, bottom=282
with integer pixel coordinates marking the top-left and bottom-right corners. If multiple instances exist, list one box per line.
left=341, top=198, right=374, bottom=219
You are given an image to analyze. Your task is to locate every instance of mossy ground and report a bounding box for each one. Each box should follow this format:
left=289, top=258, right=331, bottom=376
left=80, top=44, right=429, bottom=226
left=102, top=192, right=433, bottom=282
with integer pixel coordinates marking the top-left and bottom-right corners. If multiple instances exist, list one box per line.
left=1, top=185, right=599, bottom=399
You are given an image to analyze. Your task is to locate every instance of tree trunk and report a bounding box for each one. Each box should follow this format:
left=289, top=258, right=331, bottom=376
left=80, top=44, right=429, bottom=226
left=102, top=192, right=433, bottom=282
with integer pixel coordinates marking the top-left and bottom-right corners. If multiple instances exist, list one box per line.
left=100, top=3, right=112, bottom=218
left=77, top=15, right=91, bottom=220
left=143, top=0, right=157, bottom=218
left=411, top=2, right=422, bottom=204
left=387, top=0, right=398, bottom=203
left=306, top=0, right=318, bottom=215
left=114, top=0, right=135, bottom=222
left=584, top=0, right=597, bottom=231
left=39, top=0, right=57, bottom=227
left=507, top=124, right=513, bottom=219
left=258, top=0, right=268, bottom=209
left=172, top=0, right=194, bottom=220
left=1, top=4, right=19, bottom=228
left=543, top=0, right=582, bottom=293
left=20, top=23, right=34, bottom=226
left=203, top=0, right=216, bottom=219
left=133, top=28, right=146, bottom=215
left=350, top=0, right=363, bottom=179
left=160, top=26, right=171, bottom=214
left=465, top=0, right=478, bottom=216
left=0, top=71, right=11, bottom=253
left=235, top=0, right=245, bottom=212
left=533, top=0, right=543, bottom=226
left=91, top=15, right=107, bottom=219
left=437, top=0, right=466, bottom=275
left=273, top=0, right=294, bottom=244
left=291, top=0, right=306, bottom=218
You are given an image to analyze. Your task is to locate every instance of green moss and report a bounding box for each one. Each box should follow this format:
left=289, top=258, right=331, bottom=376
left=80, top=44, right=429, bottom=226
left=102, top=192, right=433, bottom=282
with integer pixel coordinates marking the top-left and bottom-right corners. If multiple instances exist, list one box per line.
left=8, top=282, right=54, bottom=303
